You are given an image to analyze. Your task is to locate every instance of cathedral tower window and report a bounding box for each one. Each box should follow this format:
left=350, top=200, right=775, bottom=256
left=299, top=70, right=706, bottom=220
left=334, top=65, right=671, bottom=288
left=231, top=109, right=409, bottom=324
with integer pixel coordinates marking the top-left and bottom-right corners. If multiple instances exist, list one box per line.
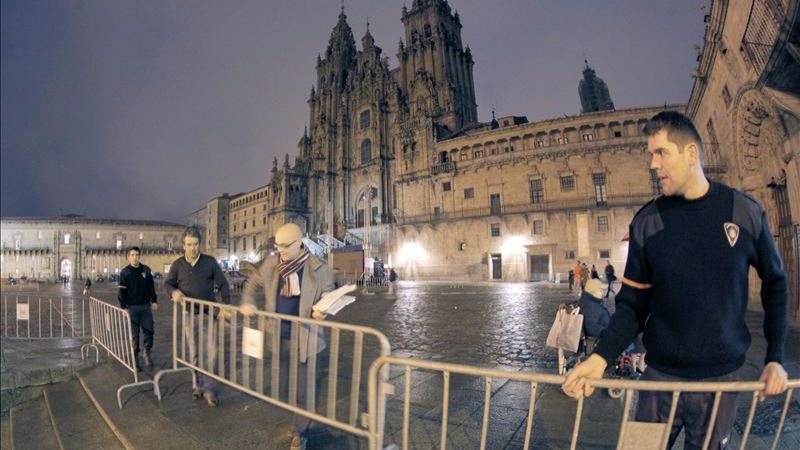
left=361, top=139, right=372, bottom=164
left=360, top=110, right=371, bottom=129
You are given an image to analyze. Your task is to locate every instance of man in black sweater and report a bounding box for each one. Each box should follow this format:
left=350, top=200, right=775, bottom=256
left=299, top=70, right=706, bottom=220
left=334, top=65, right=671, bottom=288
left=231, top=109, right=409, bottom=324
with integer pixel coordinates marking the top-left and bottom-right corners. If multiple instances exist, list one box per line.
left=118, top=246, right=158, bottom=369
left=165, top=226, right=230, bottom=407
left=564, top=111, right=788, bottom=449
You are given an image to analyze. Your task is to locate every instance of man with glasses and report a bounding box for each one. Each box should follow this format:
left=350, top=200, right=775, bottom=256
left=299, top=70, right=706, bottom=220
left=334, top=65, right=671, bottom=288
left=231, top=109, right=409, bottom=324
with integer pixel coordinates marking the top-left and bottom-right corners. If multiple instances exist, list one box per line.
left=241, top=223, right=334, bottom=450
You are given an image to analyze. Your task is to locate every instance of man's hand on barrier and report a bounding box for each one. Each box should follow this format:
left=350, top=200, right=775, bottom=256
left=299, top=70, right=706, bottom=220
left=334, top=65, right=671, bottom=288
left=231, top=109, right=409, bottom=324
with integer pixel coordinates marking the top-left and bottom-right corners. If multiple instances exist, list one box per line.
left=150, top=303, right=159, bottom=311
left=240, top=303, right=256, bottom=317
left=170, top=290, right=184, bottom=303
left=563, top=354, right=607, bottom=399
left=311, top=309, right=325, bottom=320
left=758, top=362, right=788, bottom=401
left=218, top=309, right=233, bottom=322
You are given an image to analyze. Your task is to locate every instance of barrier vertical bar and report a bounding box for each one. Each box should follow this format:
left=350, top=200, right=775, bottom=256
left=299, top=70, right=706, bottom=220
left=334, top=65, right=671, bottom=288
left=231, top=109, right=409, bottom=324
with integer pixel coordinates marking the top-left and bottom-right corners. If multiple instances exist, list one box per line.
left=27, top=296, right=31, bottom=338
left=440, top=371, right=450, bottom=450
left=270, top=317, right=280, bottom=398
left=522, top=382, right=538, bottom=450
left=739, top=392, right=759, bottom=450
left=3, top=295, right=7, bottom=337
left=771, top=388, right=794, bottom=450
left=243, top=314, right=251, bottom=389
left=307, top=324, right=319, bottom=411
left=218, top=308, right=226, bottom=377
left=402, top=366, right=411, bottom=450
left=326, top=329, right=340, bottom=419
left=49, top=297, right=53, bottom=338
left=479, top=376, right=492, bottom=450
left=349, top=331, right=364, bottom=426
left=255, top=315, right=265, bottom=394
left=701, top=392, right=722, bottom=450
left=659, top=391, right=681, bottom=449
left=229, top=312, right=238, bottom=382
left=569, top=396, right=585, bottom=450
left=60, top=297, right=64, bottom=338
left=289, top=322, right=299, bottom=406
left=38, top=297, right=42, bottom=338
left=615, top=389, right=635, bottom=450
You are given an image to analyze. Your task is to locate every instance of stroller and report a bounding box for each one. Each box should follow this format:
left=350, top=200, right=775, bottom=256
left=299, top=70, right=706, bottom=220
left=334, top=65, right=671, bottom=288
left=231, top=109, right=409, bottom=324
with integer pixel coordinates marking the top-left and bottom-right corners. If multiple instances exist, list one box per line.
left=551, top=300, right=645, bottom=398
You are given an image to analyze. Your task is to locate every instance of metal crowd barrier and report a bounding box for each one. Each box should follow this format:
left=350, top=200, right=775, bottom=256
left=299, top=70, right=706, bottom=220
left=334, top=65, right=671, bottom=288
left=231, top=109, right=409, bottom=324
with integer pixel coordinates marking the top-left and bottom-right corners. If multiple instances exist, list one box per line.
left=1, top=295, right=88, bottom=339
left=367, top=356, right=799, bottom=450
left=154, top=297, right=391, bottom=442
left=80, top=297, right=155, bottom=408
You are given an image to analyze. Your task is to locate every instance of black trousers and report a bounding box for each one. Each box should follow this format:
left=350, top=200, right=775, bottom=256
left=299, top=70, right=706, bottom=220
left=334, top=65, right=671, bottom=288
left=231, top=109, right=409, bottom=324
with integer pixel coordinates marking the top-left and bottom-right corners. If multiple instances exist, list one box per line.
left=635, top=366, right=741, bottom=450
left=127, top=304, right=154, bottom=354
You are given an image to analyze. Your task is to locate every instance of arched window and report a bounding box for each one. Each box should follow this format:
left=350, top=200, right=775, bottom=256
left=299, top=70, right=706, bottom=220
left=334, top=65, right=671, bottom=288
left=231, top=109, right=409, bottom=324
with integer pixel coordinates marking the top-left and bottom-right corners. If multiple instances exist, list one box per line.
left=361, top=139, right=372, bottom=164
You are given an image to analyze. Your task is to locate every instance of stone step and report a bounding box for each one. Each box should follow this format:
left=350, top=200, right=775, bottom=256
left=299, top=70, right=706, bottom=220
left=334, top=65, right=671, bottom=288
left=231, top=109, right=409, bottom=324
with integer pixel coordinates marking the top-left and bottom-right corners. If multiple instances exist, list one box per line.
left=44, top=379, right=123, bottom=450
left=9, top=395, right=59, bottom=450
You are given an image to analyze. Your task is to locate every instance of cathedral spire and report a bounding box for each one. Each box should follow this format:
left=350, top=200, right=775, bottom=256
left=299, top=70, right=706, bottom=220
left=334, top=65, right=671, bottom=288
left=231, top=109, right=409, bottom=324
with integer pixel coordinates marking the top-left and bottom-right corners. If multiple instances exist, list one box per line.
left=578, top=59, right=615, bottom=113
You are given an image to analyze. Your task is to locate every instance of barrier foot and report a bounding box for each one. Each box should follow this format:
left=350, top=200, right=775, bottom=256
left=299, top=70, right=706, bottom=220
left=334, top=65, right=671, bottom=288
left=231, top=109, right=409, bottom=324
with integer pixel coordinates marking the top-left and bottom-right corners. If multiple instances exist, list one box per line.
left=152, top=367, right=194, bottom=401
left=80, top=343, right=99, bottom=363
left=117, top=380, right=156, bottom=409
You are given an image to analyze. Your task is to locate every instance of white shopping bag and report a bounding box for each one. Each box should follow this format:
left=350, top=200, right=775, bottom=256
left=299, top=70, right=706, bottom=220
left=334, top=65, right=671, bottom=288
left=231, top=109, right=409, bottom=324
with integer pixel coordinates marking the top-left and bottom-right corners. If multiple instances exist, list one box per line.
left=556, top=309, right=584, bottom=352
left=546, top=309, right=565, bottom=349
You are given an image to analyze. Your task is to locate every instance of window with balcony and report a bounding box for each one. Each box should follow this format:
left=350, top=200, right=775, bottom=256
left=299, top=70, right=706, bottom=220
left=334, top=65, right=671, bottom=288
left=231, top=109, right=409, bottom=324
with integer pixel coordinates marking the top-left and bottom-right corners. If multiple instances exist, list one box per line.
left=529, top=179, right=544, bottom=204
left=593, top=173, right=608, bottom=206
left=442, top=182, right=451, bottom=192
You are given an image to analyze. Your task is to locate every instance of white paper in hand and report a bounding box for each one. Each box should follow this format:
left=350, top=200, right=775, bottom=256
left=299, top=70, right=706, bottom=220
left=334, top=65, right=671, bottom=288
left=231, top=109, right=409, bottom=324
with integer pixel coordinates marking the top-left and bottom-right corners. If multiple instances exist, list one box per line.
left=313, top=284, right=358, bottom=316
left=242, top=327, right=264, bottom=360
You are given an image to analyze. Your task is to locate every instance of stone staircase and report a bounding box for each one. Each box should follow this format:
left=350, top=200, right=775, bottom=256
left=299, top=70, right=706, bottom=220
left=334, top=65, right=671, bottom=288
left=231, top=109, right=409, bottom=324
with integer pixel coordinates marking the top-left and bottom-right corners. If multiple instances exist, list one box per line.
left=3, top=378, right=123, bottom=450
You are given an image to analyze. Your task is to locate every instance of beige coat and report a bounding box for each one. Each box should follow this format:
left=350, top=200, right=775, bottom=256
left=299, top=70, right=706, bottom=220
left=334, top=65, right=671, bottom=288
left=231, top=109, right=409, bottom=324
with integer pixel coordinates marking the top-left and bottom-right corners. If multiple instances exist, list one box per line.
left=242, top=253, right=335, bottom=363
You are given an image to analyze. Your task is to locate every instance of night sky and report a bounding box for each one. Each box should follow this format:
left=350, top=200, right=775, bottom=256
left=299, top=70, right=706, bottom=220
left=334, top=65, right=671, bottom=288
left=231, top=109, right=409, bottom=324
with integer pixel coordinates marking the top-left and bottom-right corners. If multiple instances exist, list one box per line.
left=1, top=0, right=707, bottom=224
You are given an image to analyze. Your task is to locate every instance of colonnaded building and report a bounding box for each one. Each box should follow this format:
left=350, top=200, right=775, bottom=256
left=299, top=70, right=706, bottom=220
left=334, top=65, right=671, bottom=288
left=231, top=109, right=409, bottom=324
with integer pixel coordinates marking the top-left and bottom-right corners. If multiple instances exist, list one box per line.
left=0, top=216, right=185, bottom=282
left=189, top=0, right=796, bottom=316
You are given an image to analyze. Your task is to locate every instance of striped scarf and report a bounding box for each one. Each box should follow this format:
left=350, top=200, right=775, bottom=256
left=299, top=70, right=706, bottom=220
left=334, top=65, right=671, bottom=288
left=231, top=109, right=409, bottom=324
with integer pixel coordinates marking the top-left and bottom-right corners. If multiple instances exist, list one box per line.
left=278, top=247, right=310, bottom=296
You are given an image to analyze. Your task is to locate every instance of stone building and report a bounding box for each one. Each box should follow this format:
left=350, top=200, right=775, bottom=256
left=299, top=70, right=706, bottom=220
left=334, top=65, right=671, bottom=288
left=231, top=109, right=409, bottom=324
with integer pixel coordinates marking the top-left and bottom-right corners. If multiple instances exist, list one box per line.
left=687, top=0, right=799, bottom=317
left=579, top=59, right=615, bottom=113
left=0, top=216, right=185, bottom=281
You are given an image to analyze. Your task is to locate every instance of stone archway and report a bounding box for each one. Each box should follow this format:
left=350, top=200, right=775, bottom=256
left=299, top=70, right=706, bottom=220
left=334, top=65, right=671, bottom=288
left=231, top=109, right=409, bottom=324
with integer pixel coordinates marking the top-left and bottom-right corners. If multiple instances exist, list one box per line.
left=60, top=258, right=72, bottom=280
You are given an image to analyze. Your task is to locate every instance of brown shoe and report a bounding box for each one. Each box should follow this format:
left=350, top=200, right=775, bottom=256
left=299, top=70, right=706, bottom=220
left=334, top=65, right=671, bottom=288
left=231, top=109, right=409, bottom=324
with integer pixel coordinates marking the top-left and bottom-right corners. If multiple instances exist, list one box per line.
left=289, top=433, right=307, bottom=450
left=191, top=388, right=203, bottom=400
left=204, top=393, right=218, bottom=407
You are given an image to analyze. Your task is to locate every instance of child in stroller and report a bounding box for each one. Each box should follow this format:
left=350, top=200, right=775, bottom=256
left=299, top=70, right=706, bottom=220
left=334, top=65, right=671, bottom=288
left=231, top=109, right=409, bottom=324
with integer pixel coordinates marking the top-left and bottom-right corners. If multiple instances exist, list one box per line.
left=559, top=279, right=645, bottom=398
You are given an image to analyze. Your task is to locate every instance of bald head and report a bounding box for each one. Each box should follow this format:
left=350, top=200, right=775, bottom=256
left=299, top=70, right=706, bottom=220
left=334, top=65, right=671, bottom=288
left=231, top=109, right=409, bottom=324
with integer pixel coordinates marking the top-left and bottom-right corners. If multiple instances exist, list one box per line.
left=275, top=223, right=303, bottom=260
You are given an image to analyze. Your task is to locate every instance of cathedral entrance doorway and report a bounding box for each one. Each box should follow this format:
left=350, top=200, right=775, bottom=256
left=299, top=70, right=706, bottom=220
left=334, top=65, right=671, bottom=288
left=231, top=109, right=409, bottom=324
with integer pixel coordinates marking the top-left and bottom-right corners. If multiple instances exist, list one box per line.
left=60, top=258, right=72, bottom=280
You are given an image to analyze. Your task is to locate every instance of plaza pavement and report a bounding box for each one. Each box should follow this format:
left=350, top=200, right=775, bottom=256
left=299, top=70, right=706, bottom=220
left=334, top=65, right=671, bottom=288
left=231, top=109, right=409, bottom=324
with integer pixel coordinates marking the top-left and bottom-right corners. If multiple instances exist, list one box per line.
left=1, top=280, right=798, bottom=449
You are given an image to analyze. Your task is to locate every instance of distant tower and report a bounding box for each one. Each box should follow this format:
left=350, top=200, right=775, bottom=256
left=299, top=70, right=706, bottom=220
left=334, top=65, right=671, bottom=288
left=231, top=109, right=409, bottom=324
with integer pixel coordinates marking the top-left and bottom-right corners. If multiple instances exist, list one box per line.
left=578, top=59, right=615, bottom=113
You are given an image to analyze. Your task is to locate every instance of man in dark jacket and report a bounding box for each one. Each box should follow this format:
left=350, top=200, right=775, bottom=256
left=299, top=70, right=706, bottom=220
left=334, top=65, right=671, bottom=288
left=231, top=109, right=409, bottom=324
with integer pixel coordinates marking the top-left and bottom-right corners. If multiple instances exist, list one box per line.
left=578, top=279, right=610, bottom=339
left=118, top=246, right=158, bottom=369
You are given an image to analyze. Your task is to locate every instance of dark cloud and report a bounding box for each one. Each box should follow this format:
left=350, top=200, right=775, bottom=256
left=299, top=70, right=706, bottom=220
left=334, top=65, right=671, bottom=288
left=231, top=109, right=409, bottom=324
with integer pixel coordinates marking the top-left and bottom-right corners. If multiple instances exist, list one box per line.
left=1, top=0, right=707, bottom=223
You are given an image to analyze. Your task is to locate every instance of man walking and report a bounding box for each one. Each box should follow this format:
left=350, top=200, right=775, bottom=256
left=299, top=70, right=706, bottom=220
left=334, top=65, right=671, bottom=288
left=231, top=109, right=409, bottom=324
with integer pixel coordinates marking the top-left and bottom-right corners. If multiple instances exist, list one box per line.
left=241, top=223, right=335, bottom=450
left=118, top=246, right=158, bottom=369
left=165, top=226, right=230, bottom=407
left=603, top=260, right=616, bottom=298
left=564, top=111, right=788, bottom=449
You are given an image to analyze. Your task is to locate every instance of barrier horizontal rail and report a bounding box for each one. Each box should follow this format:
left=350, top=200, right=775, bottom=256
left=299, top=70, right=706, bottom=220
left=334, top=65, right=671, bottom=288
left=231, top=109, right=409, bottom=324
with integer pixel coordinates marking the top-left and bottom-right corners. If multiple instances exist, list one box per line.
left=1, top=295, right=88, bottom=339
left=154, top=297, right=391, bottom=441
left=367, top=355, right=799, bottom=450
left=80, top=297, right=154, bottom=408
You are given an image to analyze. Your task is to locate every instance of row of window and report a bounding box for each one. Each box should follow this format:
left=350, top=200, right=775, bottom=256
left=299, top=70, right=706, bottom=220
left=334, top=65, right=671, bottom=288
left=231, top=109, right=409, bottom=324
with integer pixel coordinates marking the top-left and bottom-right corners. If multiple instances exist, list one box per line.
left=232, top=216, right=267, bottom=233
left=488, top=215, right=610, bottom=239
left=231, top=235, right=260, bottom=253
left=439, top=170, right=662, bottom=207
left=231, top=190, right=269, bottom=209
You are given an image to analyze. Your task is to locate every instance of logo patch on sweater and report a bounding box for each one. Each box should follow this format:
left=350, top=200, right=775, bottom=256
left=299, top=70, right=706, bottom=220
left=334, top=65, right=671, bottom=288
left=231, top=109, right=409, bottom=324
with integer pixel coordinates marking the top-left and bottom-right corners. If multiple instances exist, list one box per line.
left=724, top=222, right=739, bottom=247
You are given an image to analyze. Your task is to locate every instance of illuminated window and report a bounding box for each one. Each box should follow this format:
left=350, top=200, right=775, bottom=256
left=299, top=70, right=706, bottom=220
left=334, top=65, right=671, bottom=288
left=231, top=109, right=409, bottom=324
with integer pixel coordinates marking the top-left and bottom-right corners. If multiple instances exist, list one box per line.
left=593, top=173, right=607, bottom=206
left=167, top=241, right=173, bottom=250
left=116, top=239, right=122, bottom=250
left=14, top=238, right=21, bottom=250
left=597, top=216, right=609, bottom=233
left=64, top=233, right=71, bottom=244
left=37, top=231, right=42, bottom=239
left=582, top=133, right=594, bottom=141
left=139, top=232, right=143, bottom=240
left=96, top=231, right=100, bottom=239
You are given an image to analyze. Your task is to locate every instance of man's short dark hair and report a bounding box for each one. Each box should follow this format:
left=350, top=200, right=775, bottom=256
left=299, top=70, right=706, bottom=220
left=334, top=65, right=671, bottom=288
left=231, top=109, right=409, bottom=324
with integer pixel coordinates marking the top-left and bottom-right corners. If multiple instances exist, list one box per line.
left=643, top=111, right=705, bottom=164
left=182, top=226, right=202, bottom=243
left=127, top=246, right=141, bottom=254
